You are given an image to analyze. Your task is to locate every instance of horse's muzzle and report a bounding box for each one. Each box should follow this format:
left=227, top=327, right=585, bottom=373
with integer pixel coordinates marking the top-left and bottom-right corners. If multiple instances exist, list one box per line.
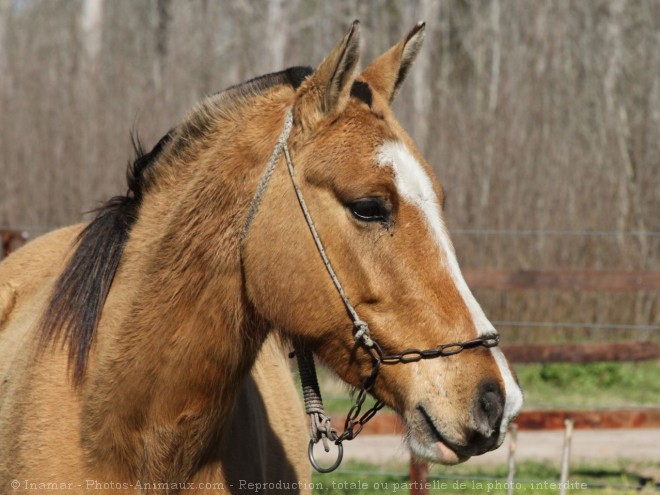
left=409, top=379, right=506, bottom=464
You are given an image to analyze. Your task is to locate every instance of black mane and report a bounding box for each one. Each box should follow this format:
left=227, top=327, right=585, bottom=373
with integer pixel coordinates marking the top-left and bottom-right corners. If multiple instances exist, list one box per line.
left=38, top=66, right=314, bottom=385
left=38, top=130, right=173, bottom=384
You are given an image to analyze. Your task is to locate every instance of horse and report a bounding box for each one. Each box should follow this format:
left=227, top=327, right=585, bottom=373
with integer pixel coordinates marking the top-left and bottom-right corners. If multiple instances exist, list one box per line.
left=0, top=22, right=522, bottom=493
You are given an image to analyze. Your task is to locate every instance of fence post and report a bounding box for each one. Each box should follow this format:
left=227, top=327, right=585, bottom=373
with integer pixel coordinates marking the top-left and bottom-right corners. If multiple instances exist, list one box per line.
left=558, top=419, right=574, bottom=495
left=507, top=424, right=518, bottom=495
left=409, top=458, right=429, bottom=495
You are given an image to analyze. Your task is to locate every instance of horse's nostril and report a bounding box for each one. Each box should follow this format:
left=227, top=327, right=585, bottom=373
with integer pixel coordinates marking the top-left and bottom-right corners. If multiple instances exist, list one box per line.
left=474, top=382, right=505, bottom=435
left=480, top=391, right=504, bottom=429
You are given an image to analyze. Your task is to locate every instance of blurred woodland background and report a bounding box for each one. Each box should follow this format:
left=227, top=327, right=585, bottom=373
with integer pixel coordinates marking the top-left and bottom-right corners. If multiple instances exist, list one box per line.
left=0, top=0, right=658, bottom=342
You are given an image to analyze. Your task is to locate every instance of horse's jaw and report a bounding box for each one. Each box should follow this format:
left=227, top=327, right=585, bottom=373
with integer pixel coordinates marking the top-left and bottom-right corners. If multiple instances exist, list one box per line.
left=402, top=400, right=505, bottom=465
left=404, top=409, right=469, bottom=465
left=408, top=439, right=466, bottom=466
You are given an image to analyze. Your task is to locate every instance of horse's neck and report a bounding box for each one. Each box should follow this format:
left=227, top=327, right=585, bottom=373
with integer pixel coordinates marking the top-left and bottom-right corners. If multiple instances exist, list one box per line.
left=81, top=97, right=289, bottom=480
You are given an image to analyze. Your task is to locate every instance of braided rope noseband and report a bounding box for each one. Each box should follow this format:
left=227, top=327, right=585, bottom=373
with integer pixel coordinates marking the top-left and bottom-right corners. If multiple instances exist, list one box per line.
left=240, top=108, right=500, bottom=473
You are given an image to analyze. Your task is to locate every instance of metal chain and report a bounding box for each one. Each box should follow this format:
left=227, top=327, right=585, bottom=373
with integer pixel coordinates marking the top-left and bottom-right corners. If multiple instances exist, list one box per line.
left=303, top=333, right=500, bottom=472
left=376, top=334, right=500, bottom=364
left=333, top=333, right=500, bottom=445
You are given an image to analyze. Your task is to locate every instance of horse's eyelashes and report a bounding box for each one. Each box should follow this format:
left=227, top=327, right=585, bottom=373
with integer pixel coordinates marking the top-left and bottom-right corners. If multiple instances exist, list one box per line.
left=349, top=198, right=391, bottom=224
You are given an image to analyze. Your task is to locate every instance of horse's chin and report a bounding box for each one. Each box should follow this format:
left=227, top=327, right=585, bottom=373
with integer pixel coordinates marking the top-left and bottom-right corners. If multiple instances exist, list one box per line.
left=406, top=434, right=470, bottom=465
left=403, top=406, right=471, bottom=465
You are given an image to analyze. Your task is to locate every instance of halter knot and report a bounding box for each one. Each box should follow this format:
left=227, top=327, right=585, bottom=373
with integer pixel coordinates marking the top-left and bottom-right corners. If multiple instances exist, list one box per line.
left=353, top=320, right=374, bottom=348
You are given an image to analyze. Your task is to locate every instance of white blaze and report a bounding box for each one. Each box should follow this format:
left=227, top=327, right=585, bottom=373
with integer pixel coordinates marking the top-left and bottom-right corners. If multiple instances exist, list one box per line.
left=376, top=141, right=523, bottom=433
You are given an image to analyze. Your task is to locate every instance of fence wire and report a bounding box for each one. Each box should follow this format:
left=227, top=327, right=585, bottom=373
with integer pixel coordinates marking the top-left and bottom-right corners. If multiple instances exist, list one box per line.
left=452, top=229, right=660, bottom=237
left=494, top=321, right=660, bottom=331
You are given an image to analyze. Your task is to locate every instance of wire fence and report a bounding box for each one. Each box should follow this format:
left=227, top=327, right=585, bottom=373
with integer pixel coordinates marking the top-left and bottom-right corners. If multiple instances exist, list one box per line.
left=493, top=321, right=660, bottom=331
left=451, top=229, right=660, bottom=238
left=3, top=227, right=658, bottom=336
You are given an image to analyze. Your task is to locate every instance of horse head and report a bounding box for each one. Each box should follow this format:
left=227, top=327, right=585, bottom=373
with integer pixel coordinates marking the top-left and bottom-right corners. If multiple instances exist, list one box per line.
left=242, top=22, right=523, bottom=465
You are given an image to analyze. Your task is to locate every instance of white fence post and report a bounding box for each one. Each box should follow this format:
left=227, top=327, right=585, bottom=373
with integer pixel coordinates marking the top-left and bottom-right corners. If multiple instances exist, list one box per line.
left=507, top=423, right=518, bottom=495
left=559, top=419, right=574, bottom=495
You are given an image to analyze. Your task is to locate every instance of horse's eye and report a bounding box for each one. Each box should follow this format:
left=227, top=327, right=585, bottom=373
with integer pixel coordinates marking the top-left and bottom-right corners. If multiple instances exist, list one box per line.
left=349, top=198, right=390, bottom=223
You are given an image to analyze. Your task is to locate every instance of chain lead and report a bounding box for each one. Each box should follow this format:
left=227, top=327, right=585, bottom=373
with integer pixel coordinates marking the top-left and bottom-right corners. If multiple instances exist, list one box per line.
left=331, top=333, right=500, bottom=451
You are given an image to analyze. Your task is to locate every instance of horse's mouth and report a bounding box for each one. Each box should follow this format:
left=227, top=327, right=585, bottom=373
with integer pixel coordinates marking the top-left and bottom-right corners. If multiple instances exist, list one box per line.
left=405, top=405, right=470, bottom=465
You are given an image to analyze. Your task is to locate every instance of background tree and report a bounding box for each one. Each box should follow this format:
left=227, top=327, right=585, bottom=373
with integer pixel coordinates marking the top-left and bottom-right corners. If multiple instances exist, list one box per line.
left=1, top=0, right=658, bottom=338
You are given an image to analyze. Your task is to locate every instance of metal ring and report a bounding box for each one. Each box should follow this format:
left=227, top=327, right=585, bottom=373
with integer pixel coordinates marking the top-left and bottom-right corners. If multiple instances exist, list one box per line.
left=308, top=439, right=344, bottom=473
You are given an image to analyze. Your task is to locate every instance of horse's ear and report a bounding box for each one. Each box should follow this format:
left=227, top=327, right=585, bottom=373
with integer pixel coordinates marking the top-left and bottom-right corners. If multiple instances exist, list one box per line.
left=361, top=22, right=425, bottom=104
left=296, top=21, right=361, bottom=126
